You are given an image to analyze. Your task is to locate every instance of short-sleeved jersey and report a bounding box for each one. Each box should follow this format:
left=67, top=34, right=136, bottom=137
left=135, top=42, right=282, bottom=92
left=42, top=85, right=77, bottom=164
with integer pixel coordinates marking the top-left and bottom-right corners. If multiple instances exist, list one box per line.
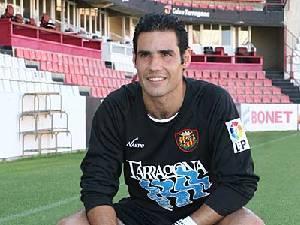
left=80, top=78, right=259, bottom=225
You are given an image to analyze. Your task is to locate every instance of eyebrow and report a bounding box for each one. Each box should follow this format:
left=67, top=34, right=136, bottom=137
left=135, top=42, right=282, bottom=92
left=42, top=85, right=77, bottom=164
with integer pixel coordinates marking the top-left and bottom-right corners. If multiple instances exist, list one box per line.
left=137, top=49, right=175, bottom=55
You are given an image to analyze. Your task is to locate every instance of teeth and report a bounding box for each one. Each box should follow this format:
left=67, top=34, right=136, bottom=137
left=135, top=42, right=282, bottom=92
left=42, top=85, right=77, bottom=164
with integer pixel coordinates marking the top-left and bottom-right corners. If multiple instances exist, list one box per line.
left=148, top=77, right=165, bottom=81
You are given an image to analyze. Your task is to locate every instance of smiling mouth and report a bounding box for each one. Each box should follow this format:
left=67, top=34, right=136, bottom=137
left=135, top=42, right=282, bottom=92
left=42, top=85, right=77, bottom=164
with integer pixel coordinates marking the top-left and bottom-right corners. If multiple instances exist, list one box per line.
left=147, top=77, right=166, bottom=82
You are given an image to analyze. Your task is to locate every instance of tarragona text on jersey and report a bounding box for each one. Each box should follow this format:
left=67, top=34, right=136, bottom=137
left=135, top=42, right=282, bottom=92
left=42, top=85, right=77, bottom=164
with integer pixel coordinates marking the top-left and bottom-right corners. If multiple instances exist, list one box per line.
left=80, top=78, right=259, bottom=225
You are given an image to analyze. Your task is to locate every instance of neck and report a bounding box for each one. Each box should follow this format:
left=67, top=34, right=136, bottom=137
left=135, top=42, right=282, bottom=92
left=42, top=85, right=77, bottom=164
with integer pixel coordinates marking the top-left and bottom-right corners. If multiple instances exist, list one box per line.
left=143, top=80, right=186, bottom=120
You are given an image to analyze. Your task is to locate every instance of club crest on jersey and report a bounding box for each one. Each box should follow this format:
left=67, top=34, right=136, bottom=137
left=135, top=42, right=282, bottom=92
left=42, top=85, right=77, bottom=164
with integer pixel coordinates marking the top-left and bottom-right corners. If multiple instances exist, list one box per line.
left=175, top=129, right=199, bottom=152
left=225, top=118, right=250, bottom=153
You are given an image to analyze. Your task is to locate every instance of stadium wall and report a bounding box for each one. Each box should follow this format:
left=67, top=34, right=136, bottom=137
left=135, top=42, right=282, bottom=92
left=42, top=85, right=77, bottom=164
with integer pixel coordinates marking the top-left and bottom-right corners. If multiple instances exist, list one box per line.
left=240, top=104, right=299, bottom=131
left=284, top=0, right=300, bottom=38
left=86, top=97, right=102, bottom=147
left=0, top=93, right=86, bottom=160
left=0, top=93, right=21, bottom=159
left=252, top=27, right=284, bottom=71
left=109, top=16, right=123, bottom=41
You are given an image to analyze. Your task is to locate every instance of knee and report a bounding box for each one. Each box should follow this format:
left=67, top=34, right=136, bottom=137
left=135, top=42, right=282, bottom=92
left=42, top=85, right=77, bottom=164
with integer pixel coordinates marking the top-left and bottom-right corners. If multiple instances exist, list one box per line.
left=56, top=218, right=67, bottom=225
left=253, top=216, right=265, bottom=225
left=244, top=211, right=264, bottom=225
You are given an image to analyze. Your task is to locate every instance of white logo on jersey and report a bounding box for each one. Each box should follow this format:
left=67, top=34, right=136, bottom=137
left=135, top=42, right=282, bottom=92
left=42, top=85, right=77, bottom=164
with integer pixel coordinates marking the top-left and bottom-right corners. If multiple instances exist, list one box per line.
left=126, top=137, right=144, bottom=149
left=225, top=118, right=250, bottom=153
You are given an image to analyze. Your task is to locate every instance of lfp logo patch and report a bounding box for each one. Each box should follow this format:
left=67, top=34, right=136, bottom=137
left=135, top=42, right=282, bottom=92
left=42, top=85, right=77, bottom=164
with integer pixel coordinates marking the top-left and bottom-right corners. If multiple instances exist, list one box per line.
left=225, top=118, right=250, bottom=153
left=175, top=129, right=199, bottom=153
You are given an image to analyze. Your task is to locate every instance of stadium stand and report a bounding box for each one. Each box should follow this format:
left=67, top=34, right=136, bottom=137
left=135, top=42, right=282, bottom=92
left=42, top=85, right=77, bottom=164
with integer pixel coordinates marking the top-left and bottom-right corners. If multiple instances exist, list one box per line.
left=14, top=48, right=131, bottom=98
left=0, top=50, right=85, bottom=158
left=185, top=69, right=290, bottom=103
left=156, top=0, right=265, bottom=11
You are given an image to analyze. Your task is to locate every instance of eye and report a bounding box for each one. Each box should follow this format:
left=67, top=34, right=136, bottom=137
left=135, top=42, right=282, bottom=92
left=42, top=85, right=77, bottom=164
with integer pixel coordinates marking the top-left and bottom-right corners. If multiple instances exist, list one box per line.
left=138, top=52, right=150, bottom=58
left=162, top=52, right=172, bottom=57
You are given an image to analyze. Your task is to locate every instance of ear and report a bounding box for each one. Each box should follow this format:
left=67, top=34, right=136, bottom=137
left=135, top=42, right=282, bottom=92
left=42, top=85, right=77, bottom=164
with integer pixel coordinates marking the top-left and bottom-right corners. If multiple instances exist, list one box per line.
left=182, top=49, right=191, bottom=68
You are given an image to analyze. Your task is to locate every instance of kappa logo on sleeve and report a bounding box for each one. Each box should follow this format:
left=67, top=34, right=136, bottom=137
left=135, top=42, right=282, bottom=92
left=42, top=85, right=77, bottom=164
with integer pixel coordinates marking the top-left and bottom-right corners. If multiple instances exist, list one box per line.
left=225, top=118, right=250, bottom=153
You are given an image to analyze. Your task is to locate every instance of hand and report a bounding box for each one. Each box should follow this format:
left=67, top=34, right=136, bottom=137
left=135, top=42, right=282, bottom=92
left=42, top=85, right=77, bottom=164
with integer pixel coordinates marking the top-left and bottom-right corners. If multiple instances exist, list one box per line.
left=173, top=216, right=197, bottom=225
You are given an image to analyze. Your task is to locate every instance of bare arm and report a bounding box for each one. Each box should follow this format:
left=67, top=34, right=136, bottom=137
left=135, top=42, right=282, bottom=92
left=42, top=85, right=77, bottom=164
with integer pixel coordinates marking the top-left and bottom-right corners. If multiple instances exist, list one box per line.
left=87, top=205, right=118, bottom=225
left=190, top=204, right=223, bottom=225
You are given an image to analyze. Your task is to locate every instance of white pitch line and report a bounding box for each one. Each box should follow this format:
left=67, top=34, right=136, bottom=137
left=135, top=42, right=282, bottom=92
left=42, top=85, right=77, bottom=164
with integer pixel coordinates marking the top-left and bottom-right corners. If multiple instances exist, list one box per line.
left=251, top=132, right=298, bottom=150
left=0, top=196, right=78, bottom=224
left=0, top=182, right=126, bottom=223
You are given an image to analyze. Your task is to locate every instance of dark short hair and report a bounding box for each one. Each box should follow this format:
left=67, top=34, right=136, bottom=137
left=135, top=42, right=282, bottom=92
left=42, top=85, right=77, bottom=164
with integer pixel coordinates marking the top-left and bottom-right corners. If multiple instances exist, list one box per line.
left=133, top=14, right=188, bottom=63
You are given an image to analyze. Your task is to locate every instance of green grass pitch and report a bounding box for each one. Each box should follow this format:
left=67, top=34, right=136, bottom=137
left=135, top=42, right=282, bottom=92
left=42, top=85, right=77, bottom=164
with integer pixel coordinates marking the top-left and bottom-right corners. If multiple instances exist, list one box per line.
left=0, top=131, right=299, bottom=225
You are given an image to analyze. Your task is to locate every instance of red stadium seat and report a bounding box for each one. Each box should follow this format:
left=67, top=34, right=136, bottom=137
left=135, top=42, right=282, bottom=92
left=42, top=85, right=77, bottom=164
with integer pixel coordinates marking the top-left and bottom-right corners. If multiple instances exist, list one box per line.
left=236, top=80, right=244, bottom=87
left=253, top=87, right=263, bottom=95
left=254, top=80, right=264, bottom=87
left=89, top=66, right=95, bottom=76
left=88, top=77, right=94, bottom=87
left=202, top=71, right=210, bottom=79
left=225, top=4, right=235, bottom=11
left=79, top=65, right=85, bottom=75
left=40, top=61, right=47, bottom=71
left=237, top=71, right=247, bottom=79
left=272, top=87, right=281, bottom=95
left=76, top=75, right=83, bottom=85
left=40, top=51, right=48, bottom=62
left=211, top=71, right=219, bottom=79
left=84, top=66, right=90, bottom=76
left=35, top=50, right=42, bottom=60
left=244, top=80, right=253, bottom=87
left=280, top=95, right=290, bottom=103
left=210, top=79, right=219, bottom=85
left=247, top=71, right=256, bottom=79
left=245, top=95, right=254, bottom=103
left=23, top=48, right=31, bottom=59
left=271, top=95, right=280, bottom=103
left=63, top=65, right=69, bottom=74
left=52, top=63, right=58, bottom=72
left=253, top=95, right=262, bottom=103
left=15, top=48, right=24, bottom=58
left=216, top=4, right=225, bottom=10
left=256, top=71, right=266, bottom=79
left=58, top=64, right=64, bottom=73
left=96, top=87, right=102, bottom=97
left=228, top=71, right=236, bottom=79
left=218, top=79, right=228, bottom=87
left=65, top=73, right=72, bottom=84
left=236, top=87, right=245, bottom=95
left=91, top=87, right=97, bottom=97
left=82, top=75, right=88, bottom=86
left=68, top=56, right=74, bottom=65
left=199, top=4, right=208, bottom=9
left=46, top=52, right=53, bottom=62
left=194, top=71, right=202, bottom=79
left=263, top=87, right=272, bottom=95
left=72, top=75, right=78, bottom=84
left=94, top=77, right=99, bottom=87
left=236, top=95, right=246, bottom=103
left=262, top=95, right=271, bottom=103
left=245, top=87, right=253, bottom=95
left=219, top=71, right=228, bottom=79
left=263, top=79, right=272, bottom=87
left=69, top=65, right=75, bottom=74
left=103, top=78, right=109, bottom=87
left=52, top=53, right=58, bottom=63
left=227, top=80, right=235, bottom=87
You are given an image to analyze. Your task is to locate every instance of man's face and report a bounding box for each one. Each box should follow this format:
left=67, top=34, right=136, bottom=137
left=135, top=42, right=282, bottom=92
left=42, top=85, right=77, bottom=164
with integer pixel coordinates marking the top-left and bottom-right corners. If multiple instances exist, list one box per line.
left=134, top=31, right=188, bottom=99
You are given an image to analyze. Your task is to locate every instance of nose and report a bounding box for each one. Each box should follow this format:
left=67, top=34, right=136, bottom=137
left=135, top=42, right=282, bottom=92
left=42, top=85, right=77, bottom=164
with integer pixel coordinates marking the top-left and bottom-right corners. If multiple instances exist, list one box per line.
left=149, top=54, right=163, bottom=71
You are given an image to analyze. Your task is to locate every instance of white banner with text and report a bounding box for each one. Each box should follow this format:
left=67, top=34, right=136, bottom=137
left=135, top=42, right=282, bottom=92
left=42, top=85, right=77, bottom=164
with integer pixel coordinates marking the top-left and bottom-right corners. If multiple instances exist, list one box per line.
left=240, top=104, right=298, bottom=131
